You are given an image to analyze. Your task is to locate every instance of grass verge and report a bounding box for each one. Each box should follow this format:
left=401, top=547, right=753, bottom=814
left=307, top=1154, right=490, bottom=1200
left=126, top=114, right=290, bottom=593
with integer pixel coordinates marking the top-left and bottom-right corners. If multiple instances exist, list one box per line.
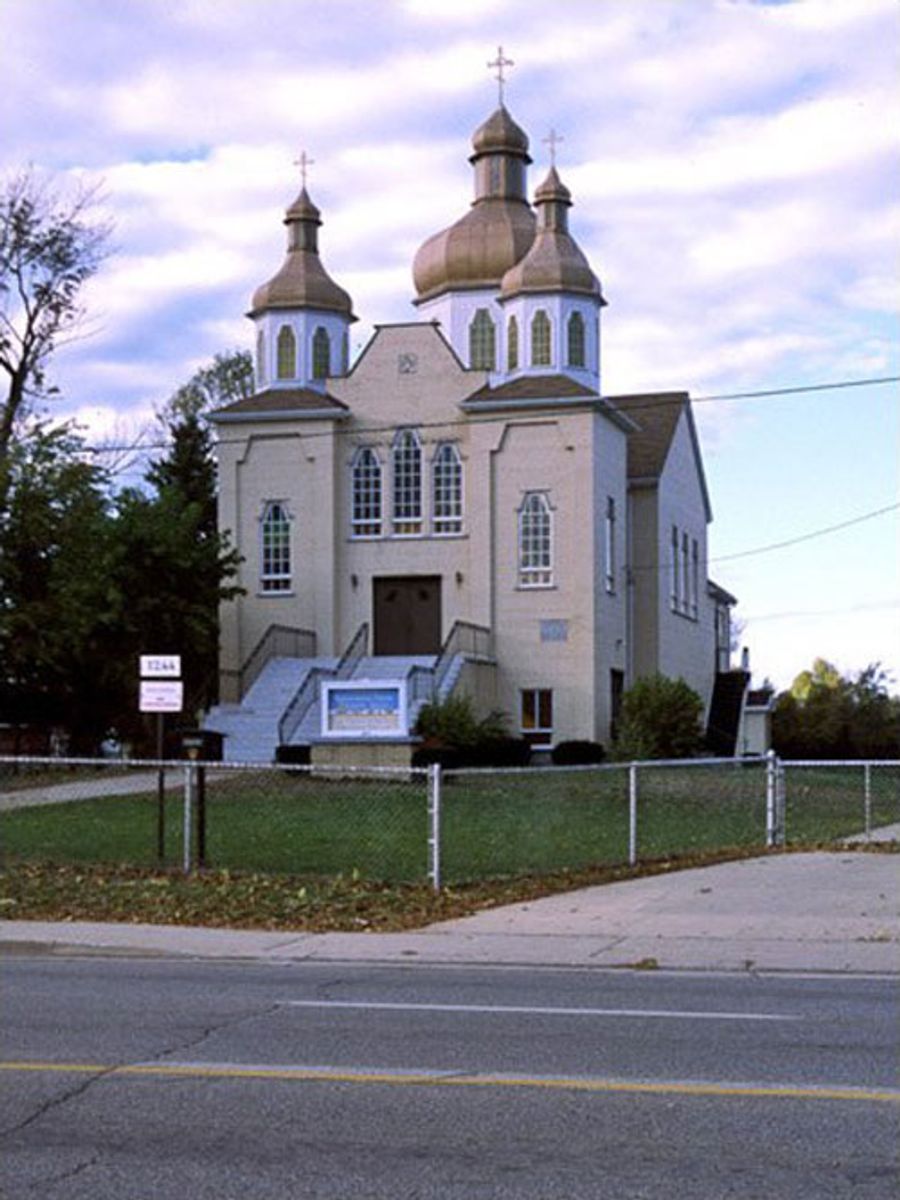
left=1, top=844, right=894, bottom=934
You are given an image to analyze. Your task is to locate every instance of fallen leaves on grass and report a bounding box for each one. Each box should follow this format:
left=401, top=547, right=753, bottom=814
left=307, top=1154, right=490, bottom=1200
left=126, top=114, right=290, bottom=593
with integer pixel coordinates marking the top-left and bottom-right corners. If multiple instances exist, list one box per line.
left=1, top=843, right=894, bottom=933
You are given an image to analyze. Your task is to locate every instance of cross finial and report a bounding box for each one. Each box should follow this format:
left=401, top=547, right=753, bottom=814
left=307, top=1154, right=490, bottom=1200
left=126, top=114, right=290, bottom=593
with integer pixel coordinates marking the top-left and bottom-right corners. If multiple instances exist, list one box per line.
left=293, top=150, right=315, bottom=188
left=543, top=128, right=564, bottom=167
left=487, top=45, right=514, bottom=105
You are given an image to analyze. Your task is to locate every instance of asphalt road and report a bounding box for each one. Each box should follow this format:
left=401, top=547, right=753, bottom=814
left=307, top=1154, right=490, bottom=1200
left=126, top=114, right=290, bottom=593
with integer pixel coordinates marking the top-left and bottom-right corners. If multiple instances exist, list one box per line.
left=1, top=956, right=897, bottom=1199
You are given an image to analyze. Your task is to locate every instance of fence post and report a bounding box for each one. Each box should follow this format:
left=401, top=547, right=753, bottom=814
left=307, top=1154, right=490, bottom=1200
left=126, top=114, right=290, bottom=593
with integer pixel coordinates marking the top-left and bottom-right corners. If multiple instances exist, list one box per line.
left=628, top=762, right=638, bottom=866
left=427, top=763, right=442, bottom=892
left=864, top=763, right=872, bottom=842
left=765, top=750, right=778, bottom=848
left=183, top=763, right=195, bottom=874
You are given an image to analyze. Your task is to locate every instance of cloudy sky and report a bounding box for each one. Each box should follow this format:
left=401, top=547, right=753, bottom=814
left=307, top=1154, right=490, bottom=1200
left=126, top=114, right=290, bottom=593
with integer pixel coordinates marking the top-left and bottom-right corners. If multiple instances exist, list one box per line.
left=4, top=0, right=899, bottom=692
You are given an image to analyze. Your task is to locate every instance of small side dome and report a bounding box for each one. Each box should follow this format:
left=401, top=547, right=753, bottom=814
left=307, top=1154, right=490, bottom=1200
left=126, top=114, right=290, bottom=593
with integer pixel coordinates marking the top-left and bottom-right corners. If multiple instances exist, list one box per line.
left=500, top=167, right=603, bottom=300
left=250, top=186, right=355, bottom=318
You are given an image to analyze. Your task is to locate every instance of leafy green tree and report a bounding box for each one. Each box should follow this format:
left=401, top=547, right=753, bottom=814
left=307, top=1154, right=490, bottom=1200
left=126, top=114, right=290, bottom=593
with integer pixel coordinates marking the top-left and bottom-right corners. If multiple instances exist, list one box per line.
left=0, top=423, right=116, bottom=745
left=0, top=172, right=110, bottom=493
left=612, top=674, right=704, bottom=761
left=161, top=348, right=253, bottom=423
left=772, top=659, right=900, bottom=759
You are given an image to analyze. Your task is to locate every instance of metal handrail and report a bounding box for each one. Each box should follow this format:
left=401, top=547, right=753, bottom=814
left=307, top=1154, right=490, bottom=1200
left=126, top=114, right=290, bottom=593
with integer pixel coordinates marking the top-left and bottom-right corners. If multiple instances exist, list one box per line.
left=432, top=620, right=493, bottom=699
left=238, top=624, right=316, bottom=699
left=278, top=623, right=369, bottom=746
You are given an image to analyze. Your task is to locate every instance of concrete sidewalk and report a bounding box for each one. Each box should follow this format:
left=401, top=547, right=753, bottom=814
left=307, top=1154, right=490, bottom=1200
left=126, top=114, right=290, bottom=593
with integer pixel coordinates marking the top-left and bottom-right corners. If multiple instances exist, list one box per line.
left=2, top=851, right=897, bottom=973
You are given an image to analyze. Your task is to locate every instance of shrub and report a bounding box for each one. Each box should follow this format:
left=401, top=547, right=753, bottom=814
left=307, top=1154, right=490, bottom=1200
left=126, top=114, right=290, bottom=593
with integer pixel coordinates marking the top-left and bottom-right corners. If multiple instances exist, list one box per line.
left=412, top=695, right=524, bottom=767
left=612, top=674, right=704, bottom=761
left=552, top=739, right=606, bottom=765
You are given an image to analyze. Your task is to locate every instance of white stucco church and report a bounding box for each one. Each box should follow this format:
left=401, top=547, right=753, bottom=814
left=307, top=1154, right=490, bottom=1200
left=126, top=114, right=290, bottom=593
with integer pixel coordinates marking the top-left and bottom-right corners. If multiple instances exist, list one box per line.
left=206, top=96, right=745, bottom=765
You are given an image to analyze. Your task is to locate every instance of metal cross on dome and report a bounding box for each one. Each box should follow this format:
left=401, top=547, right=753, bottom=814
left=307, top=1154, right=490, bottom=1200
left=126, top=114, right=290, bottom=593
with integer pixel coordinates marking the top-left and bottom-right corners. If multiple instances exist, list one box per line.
left=543, top=128, right=564, bottom=167
left=293, top=150, right=315, bottom=188
left=487, top=45, right=514, bottom=104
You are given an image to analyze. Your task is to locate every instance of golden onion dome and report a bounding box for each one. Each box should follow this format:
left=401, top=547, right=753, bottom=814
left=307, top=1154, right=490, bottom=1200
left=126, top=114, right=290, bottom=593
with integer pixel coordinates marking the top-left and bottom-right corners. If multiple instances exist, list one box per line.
left=412, top=106, right=536, bottom=304
left=250, top=187, right=354, bottom=318
left=500, top=167, right=603, bottom=300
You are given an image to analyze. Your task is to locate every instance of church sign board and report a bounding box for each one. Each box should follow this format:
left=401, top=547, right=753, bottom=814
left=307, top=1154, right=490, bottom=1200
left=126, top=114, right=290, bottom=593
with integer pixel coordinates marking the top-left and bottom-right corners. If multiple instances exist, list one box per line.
left=321, top=680, right=408, bottom=739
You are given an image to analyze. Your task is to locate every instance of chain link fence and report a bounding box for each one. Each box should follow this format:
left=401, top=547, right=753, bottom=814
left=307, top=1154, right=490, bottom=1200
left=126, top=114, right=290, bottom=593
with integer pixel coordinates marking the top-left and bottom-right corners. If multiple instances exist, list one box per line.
left=2, top=755, right=897, bottom=888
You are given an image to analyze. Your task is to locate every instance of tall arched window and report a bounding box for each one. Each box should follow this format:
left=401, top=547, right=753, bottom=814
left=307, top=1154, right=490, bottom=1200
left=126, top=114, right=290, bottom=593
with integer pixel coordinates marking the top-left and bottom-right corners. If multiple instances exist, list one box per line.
left=531, top=310, right=551, bottom=367
left=469, top=308, right=496, bottom=370
left=276, top=325, right=296, bottom=379
left=351, top=448, right=382, bottom=537
left=507, top=316, right=519, bottom=371
left=312, top=326, right=330, bottom=379
left=567, top=311, right=585, bottom=368
left=260, top=501, right=292, bottom=592
left=392, top=429, right=422, bottom=535
left=432, top=443, right=463, bottom=535
left=256, top=329, right=266, bottom=386
left=518, top=492, right=553, bottom=587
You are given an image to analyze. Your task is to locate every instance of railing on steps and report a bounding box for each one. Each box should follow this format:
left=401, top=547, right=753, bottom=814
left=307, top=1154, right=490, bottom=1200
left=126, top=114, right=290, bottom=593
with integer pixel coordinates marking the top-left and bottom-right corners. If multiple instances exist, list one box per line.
left=409, top=621, right=494, bottom=708
left=227, top=625, right=318, bottom=701
left=277, top=623, right=369, bottom=747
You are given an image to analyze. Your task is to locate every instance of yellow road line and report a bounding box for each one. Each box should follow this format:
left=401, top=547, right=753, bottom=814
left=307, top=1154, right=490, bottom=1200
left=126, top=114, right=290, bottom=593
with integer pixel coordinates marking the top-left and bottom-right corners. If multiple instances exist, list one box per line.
left=1, top=1060, right=897, bottom=1104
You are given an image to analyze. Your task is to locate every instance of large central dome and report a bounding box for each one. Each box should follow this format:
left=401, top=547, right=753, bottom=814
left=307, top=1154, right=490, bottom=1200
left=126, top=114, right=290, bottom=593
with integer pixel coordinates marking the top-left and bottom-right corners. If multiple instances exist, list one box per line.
left=412, top=106, right=536, bottom=304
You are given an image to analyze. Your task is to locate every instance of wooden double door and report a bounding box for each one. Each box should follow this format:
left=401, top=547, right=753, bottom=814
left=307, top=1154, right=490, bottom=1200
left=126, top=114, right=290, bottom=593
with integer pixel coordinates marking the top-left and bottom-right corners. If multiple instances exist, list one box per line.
left=372, top=576, right=442, bottom=656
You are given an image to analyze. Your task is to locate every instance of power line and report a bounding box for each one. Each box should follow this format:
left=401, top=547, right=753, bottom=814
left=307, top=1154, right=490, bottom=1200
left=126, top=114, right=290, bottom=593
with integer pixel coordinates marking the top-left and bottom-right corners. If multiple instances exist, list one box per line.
left=742, top=599, right=900, bottom=624
left=79, top=372, right=899, bottom=456
left=624, top=501, right=899, bottom=578
left=708, top=503, right=900, bottom=566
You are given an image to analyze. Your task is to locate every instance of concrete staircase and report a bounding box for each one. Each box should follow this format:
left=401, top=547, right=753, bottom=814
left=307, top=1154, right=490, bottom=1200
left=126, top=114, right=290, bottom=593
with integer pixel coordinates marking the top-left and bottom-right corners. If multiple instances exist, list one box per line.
left=204, top=653, right=443, bottom=762
left=204, top=655, right=337, bottom=762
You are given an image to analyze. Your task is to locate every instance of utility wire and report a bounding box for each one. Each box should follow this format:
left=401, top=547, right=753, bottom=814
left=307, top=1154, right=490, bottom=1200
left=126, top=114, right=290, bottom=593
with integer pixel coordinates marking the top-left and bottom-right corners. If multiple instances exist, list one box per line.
left=79, top=372, right=900, bottom=456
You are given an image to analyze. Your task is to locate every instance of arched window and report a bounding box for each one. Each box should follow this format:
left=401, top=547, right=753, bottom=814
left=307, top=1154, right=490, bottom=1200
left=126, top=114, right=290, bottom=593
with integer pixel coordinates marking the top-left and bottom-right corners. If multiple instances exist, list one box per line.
left=531, top=310, right=551, bottom=367
left=351, top=448, right=382, bottom=537
left=256, top=329, right=266, bottom=386
left=469, top=308, right=496, bottom=370
left=567, top=311, right=585, bottom=368
left=276, top=325, right=296, bottom=379
left=432, top=443, right=463, bottom=535
left=507, top=316, right=519, bottom=371
left=342, top=331, right=349, bottom=373
left=518, top=492, right=553, bottom=587
left=392, top=429, right=422, bottom=535
left=260, top=501, right=291, bottom=592
left=312, top=326, right=330, bottom=379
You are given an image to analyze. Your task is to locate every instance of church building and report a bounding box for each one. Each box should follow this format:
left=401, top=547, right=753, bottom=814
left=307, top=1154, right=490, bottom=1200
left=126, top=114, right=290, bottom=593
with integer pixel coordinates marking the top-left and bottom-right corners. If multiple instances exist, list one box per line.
left=206, top=99, right=739, bottom=764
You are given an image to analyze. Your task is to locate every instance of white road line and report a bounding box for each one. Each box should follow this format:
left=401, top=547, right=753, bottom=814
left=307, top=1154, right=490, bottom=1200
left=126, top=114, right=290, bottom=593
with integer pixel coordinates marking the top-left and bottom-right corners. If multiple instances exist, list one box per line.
left=282, top=1000, right=799, bottom=1021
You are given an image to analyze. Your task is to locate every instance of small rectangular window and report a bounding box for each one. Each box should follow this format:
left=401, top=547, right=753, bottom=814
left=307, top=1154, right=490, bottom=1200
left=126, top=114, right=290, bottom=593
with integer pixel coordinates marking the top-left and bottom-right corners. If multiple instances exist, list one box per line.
left=521, top=688, right=553, bottom=748
left=671, top=525, right=679, bottom=612
left=604, top=496, right=616, bottom=594
left=691, top=538, right=699, bottom=619
left=681, top=531, right=690, bottom=613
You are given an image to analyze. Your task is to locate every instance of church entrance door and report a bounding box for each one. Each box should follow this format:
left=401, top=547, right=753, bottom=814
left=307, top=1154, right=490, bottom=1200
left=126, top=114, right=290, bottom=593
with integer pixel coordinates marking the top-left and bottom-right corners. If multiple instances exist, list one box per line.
left=373, top=576, right=442, bottom=656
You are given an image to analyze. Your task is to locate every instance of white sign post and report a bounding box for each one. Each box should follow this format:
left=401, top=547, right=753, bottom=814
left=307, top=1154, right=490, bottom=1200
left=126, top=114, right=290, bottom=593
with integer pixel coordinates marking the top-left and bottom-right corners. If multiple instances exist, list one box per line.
left=139, top=654, right=183, bottom=864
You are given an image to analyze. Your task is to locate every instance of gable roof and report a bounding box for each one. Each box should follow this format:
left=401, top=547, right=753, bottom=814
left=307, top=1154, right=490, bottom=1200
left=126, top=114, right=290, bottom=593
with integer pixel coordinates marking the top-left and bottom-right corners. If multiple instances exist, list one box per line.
left=210, top=387, right=349, bottom=424
left=610, top=391, right=712, bottom=521
left=463, top=374, right=637, bottom=431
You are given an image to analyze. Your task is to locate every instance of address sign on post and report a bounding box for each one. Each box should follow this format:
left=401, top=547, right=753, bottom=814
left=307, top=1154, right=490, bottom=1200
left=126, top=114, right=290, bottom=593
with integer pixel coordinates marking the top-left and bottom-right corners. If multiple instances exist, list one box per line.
left=139, top=655, right=182, bottom=679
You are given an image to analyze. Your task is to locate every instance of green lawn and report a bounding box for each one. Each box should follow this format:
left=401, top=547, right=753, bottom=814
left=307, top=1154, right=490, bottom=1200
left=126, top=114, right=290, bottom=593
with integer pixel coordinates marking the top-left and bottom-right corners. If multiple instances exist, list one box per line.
left=1, top=761, right=895, bottom=885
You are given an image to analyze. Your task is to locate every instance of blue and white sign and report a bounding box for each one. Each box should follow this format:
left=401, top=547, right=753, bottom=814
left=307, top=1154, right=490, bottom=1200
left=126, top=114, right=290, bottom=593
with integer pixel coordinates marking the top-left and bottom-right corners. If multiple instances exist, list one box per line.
left=321, top=680, right=408, bottom=739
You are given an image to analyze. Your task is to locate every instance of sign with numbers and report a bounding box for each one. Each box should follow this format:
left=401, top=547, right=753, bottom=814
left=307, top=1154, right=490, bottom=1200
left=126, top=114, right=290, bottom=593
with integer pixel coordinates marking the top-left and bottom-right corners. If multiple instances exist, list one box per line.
left=139, top=655, right=182, bottom=679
